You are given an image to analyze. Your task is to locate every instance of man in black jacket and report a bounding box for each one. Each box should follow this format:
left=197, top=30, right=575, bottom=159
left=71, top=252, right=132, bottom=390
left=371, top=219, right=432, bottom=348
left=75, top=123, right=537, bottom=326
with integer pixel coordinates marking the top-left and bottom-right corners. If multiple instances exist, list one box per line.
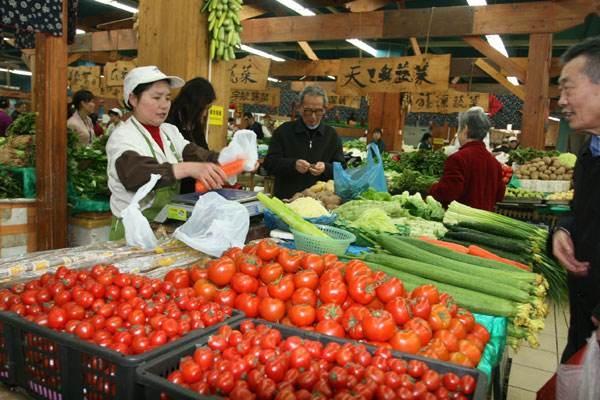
left=264, top=86, right=345, bottom=199
left=243, top=112, right=264, bottom=140
left=552, top=36, right=600, bottom=362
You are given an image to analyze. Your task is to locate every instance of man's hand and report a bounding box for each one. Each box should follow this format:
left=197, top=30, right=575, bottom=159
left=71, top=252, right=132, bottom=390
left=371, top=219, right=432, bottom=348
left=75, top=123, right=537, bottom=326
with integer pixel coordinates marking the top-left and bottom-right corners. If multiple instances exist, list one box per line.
left=295, top=159, right=311, bottom=174
left=552, top=229, right=590, bottom=276
left=308, top=162, right=325, bottom=176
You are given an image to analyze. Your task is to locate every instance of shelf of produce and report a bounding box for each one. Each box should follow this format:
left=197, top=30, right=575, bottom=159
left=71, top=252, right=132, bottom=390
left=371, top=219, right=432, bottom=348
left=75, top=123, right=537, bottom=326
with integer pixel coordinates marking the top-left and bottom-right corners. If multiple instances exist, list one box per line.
left=137, top=318, right=487, bottom=400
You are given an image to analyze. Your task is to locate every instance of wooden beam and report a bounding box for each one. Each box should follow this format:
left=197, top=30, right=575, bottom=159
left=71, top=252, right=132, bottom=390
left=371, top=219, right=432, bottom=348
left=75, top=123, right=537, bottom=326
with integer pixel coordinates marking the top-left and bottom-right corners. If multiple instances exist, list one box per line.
left=345, top=0, right=389, bottom=12
left=462, top=36, right=527, bottom=83
left=67, top=53, right=83, bottom=65
left=240, top=5, right=268, bottom=20
left=409, top=37, right=421, bottom=56
left=35, top=0, right=68, bottom=250
left=240, top=0, right=598, bottom=43
left=290, top=81, right=338, bottom=92
left=521, top=34, right=553, bottom=149
left=298, top=41, right=319, bottom=61
left=475, top=58, right=526, bottom=100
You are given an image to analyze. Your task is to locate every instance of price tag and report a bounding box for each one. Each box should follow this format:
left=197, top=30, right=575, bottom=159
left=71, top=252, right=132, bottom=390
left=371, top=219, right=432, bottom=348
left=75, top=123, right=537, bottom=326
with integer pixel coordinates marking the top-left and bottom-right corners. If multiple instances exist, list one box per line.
left=167, top=206, right=188, bottom=222
left=433, top=138, right=445, bottom=145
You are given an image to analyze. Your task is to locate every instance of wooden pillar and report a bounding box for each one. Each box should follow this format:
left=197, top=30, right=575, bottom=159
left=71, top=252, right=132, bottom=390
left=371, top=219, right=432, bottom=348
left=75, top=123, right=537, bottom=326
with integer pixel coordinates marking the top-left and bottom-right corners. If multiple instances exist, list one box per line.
left=207, top=62, right=230, bottom=151
left=367, top=93, right=404, bottom=151
left=521, top=33, right=553, bottom=149
left=35, top=0, right=68, bottom=250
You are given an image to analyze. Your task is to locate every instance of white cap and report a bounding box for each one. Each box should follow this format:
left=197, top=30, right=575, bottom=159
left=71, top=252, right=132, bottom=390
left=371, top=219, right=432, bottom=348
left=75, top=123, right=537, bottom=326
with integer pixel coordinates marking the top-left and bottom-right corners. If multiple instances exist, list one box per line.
left=508, top=136, right=518, bottom=142
left=109, top=108, right=123, bottom=117
left=123, top=66, right=184, bottom=107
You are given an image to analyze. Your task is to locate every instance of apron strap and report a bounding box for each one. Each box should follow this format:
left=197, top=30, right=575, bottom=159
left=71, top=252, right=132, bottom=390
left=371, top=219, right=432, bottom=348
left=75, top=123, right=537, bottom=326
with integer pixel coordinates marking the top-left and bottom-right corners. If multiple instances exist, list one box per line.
left=131, top=118, right=183, bottom=162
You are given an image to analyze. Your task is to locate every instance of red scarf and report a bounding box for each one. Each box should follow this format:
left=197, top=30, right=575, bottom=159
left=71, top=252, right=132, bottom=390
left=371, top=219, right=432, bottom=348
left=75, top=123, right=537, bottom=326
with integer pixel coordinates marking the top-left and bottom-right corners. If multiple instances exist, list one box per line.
left=142, top=123, right=164, bottom=151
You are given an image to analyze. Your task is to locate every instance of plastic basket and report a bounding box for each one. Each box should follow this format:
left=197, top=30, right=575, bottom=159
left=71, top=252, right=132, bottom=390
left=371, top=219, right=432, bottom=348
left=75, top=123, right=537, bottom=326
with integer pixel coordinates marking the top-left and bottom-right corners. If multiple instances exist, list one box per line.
left=290, top=224, right=356, bottom=256
left=0, top=310, right=243, bottom=400
left=137, top=318, right=487, bottom=400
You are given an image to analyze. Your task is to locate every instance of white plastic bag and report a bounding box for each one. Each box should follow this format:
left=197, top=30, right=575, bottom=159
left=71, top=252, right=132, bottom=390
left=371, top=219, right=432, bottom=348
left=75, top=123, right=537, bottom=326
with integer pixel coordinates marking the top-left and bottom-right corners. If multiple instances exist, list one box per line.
left=556, top=335, right=600, bottom=400
left=121, top=174, right=161, bottom=249
left=218, top=129, right=258, bottom=171
left=173, top=192, right=249, bottom=257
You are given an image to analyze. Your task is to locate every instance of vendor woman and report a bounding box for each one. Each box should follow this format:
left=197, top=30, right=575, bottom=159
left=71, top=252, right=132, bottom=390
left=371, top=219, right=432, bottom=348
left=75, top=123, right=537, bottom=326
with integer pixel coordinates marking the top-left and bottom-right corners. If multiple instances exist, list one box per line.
left=106, top=66, right=227, bottom=240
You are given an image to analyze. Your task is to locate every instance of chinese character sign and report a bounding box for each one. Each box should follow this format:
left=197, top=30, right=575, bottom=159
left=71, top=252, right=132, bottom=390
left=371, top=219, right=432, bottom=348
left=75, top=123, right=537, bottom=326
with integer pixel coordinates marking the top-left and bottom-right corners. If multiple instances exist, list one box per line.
left=68, top=66, right=102, bottom=93
left=327, top=92, right=362, bottom=109
left=225, top=56, right=270, bottom=90
left=408, top=90, right=489, bottom=114
left=336, top=55, right=450, bottom=96
left=104, top=61, right=136, bottom=87
left=230, top=89, right=281, bottom=107
left=208, top=106, right=225, bottom=126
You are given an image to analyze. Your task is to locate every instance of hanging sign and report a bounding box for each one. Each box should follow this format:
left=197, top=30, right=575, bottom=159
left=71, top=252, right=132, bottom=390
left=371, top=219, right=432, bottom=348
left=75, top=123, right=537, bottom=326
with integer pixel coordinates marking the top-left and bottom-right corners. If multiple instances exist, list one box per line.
left=408, top=90, right=489, bottom=114
left=68, top=66, right=102, bottom=93
left=230, top=88, right=281, bottom=107
left=327, top=93, right=362, bottom=109
left=336, top=55, right=450, bottom=96
left=225, top=56, right=270, bottom=90
left=104, top=61, right=136, bottom=87
left=208, top=105, right=225, bottom=126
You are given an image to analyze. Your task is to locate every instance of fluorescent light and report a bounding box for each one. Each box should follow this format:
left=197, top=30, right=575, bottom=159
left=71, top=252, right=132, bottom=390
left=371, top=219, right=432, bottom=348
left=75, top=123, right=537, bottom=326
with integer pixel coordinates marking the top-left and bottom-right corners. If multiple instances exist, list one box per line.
left=240, top=44, right=285, bottom=62
left=466, top=0, right=487, bottom=5
left=485, top=34, right=508, bottom=57
left=507, top=76, right=519, bottom=86
left=267, top=77, right=281, bottom=83
left=94, top=0, right=138, bottom=14
left=327, top=75, right=336, bottom=80
left=76, top=29, right=86, bottom=35
left=274, top=0, right=315, bottom=16
left=0, top=68, right=32, bottom=76
left=548, top=116, right=561, bottom=122
left=346, top=39, right=378, bottom=57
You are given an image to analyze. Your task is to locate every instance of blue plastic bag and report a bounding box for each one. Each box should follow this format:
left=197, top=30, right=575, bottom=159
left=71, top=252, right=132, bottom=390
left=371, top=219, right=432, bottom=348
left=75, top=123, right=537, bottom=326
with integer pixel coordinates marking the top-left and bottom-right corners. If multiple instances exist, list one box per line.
left=334, top=143, right=388, bottom=201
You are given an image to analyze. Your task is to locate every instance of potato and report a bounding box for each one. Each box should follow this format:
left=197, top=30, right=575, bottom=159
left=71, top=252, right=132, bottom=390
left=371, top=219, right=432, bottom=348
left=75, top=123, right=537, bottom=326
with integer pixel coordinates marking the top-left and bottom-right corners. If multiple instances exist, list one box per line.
left=531, top=172, right=540, bottom=179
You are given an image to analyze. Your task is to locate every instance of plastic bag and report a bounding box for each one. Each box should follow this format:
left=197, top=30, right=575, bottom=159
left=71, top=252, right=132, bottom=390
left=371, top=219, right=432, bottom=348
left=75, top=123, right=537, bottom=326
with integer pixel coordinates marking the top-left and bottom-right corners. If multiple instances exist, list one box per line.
left=121, top=174, right=160, bottom=249
left=173, top=192, right=249, bottom=257
left=334, top=143, right=387, bottom=201
left=556, top=335, right=600, bottom=400
left=218, top=129, right=258, bottom=171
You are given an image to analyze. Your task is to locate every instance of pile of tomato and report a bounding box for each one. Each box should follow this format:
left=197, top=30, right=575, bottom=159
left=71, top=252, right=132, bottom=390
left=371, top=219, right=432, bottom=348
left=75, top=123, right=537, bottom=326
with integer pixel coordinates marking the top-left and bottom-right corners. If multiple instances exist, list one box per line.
left=165, top=321, right=479, bottom=400
left=0, top=264, right=233, bottom=355
left=193, top=240, right=490, bottom=368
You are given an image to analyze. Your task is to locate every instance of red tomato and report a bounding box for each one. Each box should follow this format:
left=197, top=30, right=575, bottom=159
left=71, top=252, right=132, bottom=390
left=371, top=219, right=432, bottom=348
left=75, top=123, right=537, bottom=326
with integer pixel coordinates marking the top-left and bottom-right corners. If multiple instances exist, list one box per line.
left=470, top=323, right=490, bottom=343
left=230, top=273, right=259, bottom=294
left=461, top=374, right=477, bottom=395
left=291, top=288, right=317, bottom=307
left=214, top=288, right=237, bottom=308
left=237, top=254, right=262, bottom=277
left=47, top=306, right=67, bottom=330
left=411, top=284, right=440, bottom=305
left=235, top=293, right=260, bottom=317
left=316, top=303, right=343, bottom=323
left=319, top=280, right=348, bottom=305
left=267, top=276, right=295, bottom=301
left=443, top=372, right=462, bottom=392
left=277, top=249, right=304, bottom=273
left=348, top=275, right=376, bottom=305
left=193, top=280, right=217, bottom=300
left=389, top=330, right=422, bottom=354
left=288, top=304, right=316, bottom=327
left=341, top=305, right=368, bottom=340
left=315, top=320, right=345, bottom=337
left=301, top=254, right=324, bottom=276
left=206, top=258, right=236, bottom=287
left=385, top=297, right=412, bottom=325
left=256, top=240, right=280, bottom=261
left=258, top=297, right=285, bottom=322
left=434, top=329, right=459, bottom=352
left=293, top=270, right=319, bottom=290
left=410, top=296, right=432, bottom=320
left=164, top=269, right=190, bottom=289
left=455, top=309, right=475, bottom=332
left=259, top=263, right=283, bottom=284
left=404, top=318, right=433, bottom=346
left=448, top=318, right=467, bottom=340
left=362, top=310, right=396, bottom=342
left=375, top=277, right=405, bottom=304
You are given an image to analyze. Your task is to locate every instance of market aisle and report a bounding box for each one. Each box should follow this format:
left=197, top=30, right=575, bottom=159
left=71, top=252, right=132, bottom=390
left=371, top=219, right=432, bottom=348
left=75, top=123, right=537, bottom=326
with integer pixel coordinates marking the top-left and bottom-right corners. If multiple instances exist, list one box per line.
left=506, top=302, right=569, bottom=399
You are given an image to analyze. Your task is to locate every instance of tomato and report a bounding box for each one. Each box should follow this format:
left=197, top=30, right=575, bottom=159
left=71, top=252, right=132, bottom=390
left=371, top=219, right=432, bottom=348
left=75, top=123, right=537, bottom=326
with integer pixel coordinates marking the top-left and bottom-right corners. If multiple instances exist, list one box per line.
left=288, top=304, right=316, bottom=327
left=376, top=385, right=397, bottom=400
left=321, top=268, right=344, bottom=283
left=65, top=304, right=85, bottom=321
left=404, top=318, right=433, bottom=346
left=291, top=287, right=317, bottom=307
left=396, top=387, right=413, bottom=400
left=449, top=352, right=474, bottom=368
left=364, top=365, right=385, bottom=385
left=458, top=339, right=482, bottom=364
left=455, top=309, right=475, bottom=332
left=230, top=273, right=259, bottom=294
left=268, top=276, right=295, bottom=301
left=470, top=323, right=490, bottom=343
left=461, top=374, right=476, bottom=395
left=348, top=275, right=376, bottom=305
left=235, top=293, right=260, bottom=317
left=164, top=269, right=190, bottom=289
left=293, top=270, right=319, bottom=290
left=434, top=329, right=459, bottom=352
left=206, top=258, right=236, bottom=287
left=259, top=263, right=283, bottom=284
left=301, top=254, right=324, bottom=276
left=265, top=357, right=289, bottom=383
left=236, top=254, right=261, bottom=278
left=319, top=280, right=347, bottom=305
left=194, top=280, right=217, bottom=300
left=385, top=297, right=412, bottom=325
left=258, top=297, right=285, bottom=322
left=390, top=330, right=422, bottom=354
left=375, top=277, right=405, bottom=304
left=315, top=320, right=345, bottom=337
left=428, top=304, right=451, bottom=331
left=442, top=372, right=462, bottom=392
left=289, top=346, right=312, bottom=370
left=362, top=310, right=396, bottom=342
left=448, top=319, right=467, bottom=340
left=410, top=296, right=431, bottom=320
left=465, top=333, right=485, bottom=351
left=341, top=305, right=368, bottom=340
left=420, top=369, right=441, bottom=391
left=435, top=386, right=450, bottom=400
left=277, top=249, right=304, bottom=273
left=214, top=288, right=237, bottom=307
left=316, top=303, right=343, bottom=323
left=411, top=284, right=440, bottom=305
left=47, top=307, right=67, bottom=330
left=256, top=239, right=280, bottom=261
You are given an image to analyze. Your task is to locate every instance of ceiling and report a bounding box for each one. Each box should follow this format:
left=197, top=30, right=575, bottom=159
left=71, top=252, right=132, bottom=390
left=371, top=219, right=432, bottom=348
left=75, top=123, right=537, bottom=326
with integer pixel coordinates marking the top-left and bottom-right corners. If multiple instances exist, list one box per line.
left=1, top=0, right=599, bottom=86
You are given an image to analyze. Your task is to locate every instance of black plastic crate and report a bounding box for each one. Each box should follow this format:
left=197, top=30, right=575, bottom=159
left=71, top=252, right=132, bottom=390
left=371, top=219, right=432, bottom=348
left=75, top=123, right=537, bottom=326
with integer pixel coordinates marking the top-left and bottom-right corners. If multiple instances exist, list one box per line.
left=0, top=309, right=243, bottom=400
left=137, top=318, right=488, bottom=400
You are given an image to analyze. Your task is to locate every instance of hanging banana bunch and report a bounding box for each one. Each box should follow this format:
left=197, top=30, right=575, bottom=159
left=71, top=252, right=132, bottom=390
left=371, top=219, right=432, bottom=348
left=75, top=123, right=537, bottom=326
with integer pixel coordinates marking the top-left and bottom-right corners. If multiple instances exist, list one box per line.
left=202, top=0, right=243, bottom=61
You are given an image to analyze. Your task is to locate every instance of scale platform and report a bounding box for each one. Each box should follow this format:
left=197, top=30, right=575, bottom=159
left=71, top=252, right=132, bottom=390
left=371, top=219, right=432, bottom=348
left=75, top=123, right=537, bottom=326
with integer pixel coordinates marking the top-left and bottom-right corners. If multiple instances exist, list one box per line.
left=154, top=189, right=263, bottom=223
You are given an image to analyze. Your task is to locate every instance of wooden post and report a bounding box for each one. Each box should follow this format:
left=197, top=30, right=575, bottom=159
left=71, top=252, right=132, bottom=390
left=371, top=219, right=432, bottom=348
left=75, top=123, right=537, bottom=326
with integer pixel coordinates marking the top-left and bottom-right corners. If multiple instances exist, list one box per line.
left=35, top=0, right=68, bottom=249
left=521, top=34, right=553, bottom=149
left=207, top=62, right=230, bottom=151
left=367, top=93, right=404, bottom=151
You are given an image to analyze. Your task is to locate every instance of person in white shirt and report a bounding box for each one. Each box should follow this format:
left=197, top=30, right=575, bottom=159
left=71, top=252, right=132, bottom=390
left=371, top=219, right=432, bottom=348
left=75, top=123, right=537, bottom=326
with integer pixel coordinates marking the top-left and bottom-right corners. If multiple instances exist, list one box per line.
left=105, top=108, right=123, bottom=136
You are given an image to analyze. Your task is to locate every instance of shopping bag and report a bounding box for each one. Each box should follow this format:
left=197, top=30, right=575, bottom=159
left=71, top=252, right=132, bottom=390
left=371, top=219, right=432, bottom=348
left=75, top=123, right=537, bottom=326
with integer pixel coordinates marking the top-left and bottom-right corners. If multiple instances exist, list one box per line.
left=334, top=143, right=387, bottom=201
left=173, top=192, right=249, bottom=257
left=218, top=129, right=258, bottom=183
left=555, top=335, right=600, bottom=400
left=120, top=174, right=161, bottom=249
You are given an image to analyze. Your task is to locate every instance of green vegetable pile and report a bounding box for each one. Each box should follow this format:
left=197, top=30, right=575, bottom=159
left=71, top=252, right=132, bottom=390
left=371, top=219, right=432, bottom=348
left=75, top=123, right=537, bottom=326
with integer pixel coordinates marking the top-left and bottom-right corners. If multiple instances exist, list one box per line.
left=6, top=112, right=36, bottom=136
left=386, top=170, right=438, bottom=195
left=0, top=169, right=23, bottom=198
left=68, top=133, right=109, bottom=200
left=383, top=150, right=446, bottom=194
left=343, top=139, right=367, bottom=152
left=509, top=148, right=560, bottom=165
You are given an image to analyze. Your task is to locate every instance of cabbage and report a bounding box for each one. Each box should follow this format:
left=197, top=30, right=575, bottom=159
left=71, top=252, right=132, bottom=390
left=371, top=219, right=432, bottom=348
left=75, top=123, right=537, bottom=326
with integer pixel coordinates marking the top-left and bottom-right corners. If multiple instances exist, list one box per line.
left=349, top=208, right=398, bottom=233
left=557, top=153, right=577, bottom=168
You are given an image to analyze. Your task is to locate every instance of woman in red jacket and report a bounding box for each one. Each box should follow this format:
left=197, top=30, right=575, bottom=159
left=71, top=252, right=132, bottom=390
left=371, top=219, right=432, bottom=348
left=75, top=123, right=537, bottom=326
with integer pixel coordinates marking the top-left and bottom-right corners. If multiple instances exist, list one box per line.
left=429, top=107, right=505, bottom=211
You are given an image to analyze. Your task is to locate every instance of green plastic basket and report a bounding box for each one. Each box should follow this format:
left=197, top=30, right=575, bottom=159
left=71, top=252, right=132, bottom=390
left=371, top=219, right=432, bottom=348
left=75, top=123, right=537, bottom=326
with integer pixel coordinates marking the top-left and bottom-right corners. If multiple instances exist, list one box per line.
left=290, top=224, right=356, bottom=256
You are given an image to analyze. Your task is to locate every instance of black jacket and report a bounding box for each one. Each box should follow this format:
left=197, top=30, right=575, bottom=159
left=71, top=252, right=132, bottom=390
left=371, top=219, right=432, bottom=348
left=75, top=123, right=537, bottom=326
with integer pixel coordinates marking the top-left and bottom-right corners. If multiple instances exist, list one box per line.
left=250, top=121, right=264, bottom=140
left=263, top=119, right=345, bottom=199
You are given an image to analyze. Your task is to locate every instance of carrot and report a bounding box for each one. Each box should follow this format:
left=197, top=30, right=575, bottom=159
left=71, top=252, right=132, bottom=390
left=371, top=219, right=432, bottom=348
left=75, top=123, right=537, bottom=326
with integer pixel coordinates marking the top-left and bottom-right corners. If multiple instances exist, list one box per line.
left=467, top=245, right=532, bottom=272
left=195, top=159, right=246, bottom=193
left=418, top=236, right=469, bottom=254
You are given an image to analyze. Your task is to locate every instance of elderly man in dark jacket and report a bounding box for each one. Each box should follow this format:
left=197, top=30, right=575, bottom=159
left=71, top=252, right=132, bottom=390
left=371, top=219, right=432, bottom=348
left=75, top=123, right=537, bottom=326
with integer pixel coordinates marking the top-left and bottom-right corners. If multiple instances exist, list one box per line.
left=264, top=86, right=345, bottom=199
left=552, top=37, right=600, bottom=363
left=429, top=107, right=505, bottom=211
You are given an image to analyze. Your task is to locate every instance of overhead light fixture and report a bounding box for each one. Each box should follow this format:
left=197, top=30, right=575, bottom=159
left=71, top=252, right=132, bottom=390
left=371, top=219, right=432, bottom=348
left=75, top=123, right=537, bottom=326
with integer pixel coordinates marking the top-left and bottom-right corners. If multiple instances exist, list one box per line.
left=0, top=68, right=32, bottom=76
left=466, top=0, right=487, bottom=5
left=327, top=75, right=336, bottom=80
left=94, top=0, right=138, bottom=14
left=274, top=0, right=316, bottom=16
left=239, top=44, right=286, bottom=62
left=267, top=77, right=281, bottom=83
left=346, top=39, right=378, bottom=57
left=76, top=29, right=86, bottom=35
left=548, top=116, right=561, bottom=122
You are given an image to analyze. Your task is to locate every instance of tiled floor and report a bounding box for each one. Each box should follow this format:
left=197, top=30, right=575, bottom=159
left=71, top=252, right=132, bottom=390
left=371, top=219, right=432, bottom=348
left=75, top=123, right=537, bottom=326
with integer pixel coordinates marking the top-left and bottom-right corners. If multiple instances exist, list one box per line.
left=505, top=301, right=570, bottom=399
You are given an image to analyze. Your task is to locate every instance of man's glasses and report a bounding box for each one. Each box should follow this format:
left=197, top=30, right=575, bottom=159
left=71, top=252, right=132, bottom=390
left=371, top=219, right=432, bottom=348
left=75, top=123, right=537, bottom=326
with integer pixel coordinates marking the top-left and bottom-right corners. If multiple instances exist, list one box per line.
left=302, top=108, right=325, bottom=117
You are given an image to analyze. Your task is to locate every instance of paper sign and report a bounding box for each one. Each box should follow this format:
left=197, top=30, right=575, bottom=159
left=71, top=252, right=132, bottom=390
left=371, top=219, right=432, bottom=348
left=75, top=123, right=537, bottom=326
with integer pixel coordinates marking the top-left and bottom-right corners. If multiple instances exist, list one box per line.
left=104, top=61, right=136, bottom=87
left=68, top=66, right=102, bottom=93
left=327, top=93, right=362, bottom=109
left=208, top=105, right=225, bottom=126
left=230, top=88, right=281, bottom=107
left=408, top=90, right=489, bottom=114
left=225, top=56, right=270, bottom=90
